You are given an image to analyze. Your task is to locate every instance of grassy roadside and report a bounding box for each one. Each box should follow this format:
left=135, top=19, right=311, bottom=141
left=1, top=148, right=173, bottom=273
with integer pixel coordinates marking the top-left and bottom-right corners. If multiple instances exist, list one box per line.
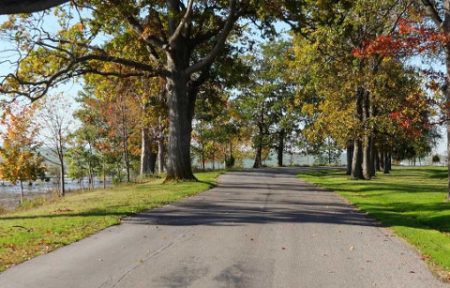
left=0, top=171, right=221, bottom=272
left=298, top=167, right=450, bottom=278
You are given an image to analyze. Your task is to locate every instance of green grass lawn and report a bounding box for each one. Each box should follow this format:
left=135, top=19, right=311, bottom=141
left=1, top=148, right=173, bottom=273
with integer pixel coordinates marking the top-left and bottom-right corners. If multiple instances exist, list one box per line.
left=0, top=171, right=221, bottom=272
left=299, top=167, right=450, bottom=277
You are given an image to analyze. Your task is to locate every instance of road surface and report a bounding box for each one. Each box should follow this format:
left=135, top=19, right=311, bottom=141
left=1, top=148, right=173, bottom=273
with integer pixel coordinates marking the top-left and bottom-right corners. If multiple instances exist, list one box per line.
left=0, top=168, right=447, bottom=288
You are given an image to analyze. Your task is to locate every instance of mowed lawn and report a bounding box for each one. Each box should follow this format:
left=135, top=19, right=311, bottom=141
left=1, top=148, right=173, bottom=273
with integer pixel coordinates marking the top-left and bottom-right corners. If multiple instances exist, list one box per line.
left=299, top=167, right=450, bottom=276
left=0, top=171, right=221, bottom=272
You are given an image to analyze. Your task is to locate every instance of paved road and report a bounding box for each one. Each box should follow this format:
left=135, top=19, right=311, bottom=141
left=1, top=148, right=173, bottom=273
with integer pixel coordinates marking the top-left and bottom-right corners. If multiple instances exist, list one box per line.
left=0, top=168, right=447, bottom=288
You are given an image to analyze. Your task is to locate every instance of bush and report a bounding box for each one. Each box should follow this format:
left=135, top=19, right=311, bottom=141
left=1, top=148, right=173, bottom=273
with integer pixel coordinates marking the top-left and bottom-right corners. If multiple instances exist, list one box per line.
left=432, top=155, right=440, bottom=163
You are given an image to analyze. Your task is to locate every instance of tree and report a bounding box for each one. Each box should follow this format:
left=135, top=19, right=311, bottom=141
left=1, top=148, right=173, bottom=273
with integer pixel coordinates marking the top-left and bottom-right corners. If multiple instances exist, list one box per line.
left=234, top=40, right=300, bottom=168
left=0, top=1, right=303, bottom=181
left=0, top=106, right=46, bottom=202
left=351, top=1, right=450, bottom=196
left=37, top=93, right=74, bottom=197
left=290, top=0, right=426, bottom=180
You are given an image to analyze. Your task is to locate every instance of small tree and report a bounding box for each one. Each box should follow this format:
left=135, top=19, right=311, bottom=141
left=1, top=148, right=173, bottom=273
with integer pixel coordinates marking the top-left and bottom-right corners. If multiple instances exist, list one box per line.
left=37, top=93, right=74, bottom=197
left=0, top=106, right=46, bottom=202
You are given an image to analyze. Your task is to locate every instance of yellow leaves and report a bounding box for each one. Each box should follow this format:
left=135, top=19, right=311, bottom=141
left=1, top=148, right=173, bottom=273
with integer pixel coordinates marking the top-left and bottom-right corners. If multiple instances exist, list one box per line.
left=75, top=22, right=84, bottom=32
left=302, top=103, right=316, bottom=116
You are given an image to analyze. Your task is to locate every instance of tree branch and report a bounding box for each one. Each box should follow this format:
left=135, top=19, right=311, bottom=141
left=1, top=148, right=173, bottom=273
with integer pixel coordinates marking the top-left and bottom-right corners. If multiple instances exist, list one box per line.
left=186, top=0, right=238, bottom=75
left=167, top=0, right=195, bottom=48
left=421, top=0, right=443, bottom=27
left=0, top=0, right=68, bottom=15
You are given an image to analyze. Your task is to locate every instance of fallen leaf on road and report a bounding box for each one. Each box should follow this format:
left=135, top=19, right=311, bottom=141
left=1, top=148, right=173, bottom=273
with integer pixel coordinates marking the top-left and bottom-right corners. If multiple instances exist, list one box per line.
left=349, top=246, right=354, bottom=251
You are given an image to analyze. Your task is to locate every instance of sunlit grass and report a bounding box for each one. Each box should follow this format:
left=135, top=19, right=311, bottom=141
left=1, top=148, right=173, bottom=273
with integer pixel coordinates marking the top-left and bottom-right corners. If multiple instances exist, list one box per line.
left=0, top=171, right=221, bottom=272
left=299, top=167, right=450, bottom=277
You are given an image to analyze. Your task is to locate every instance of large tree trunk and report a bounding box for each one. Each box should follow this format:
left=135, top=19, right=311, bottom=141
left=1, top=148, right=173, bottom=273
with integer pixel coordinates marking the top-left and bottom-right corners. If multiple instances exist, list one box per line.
left=346, top=141, right=354, bottom=175
left=140, top=127, right=153, bottom=176
left=277, top=129, right=285, bottom=167
left=165, top=70, right=196, bottom=181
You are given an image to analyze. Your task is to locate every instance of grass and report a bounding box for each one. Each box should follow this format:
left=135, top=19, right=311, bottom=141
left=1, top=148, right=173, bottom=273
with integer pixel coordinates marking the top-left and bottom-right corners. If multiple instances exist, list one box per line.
left=0, top=171, right=221, bottom=272
left=298, top=167, right=450, bottom=278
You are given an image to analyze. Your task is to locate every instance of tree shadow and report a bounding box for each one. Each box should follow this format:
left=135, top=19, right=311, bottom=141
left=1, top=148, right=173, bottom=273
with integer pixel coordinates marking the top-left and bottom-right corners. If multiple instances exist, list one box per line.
left=2, top=167, right=448, bottom=235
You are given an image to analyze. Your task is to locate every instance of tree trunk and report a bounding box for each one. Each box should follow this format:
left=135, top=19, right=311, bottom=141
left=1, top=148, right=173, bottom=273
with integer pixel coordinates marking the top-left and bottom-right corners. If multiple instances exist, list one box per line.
left=157, top=137, right=165, bottom=174
left=387, top=153, right=392, bottom=171
left=277, top=129, right=285, bottom=167
left=369, top=138, right=376, bottom=177
left=253, top=124, right=263, bottom=169
left=149, top=152, right=157, bottom=174
left=362, top=90, right=371, bottom=180
left=20, top=180, right=24, bottom=204
left=346, top=141, right=354, bottom=175
left=384, top=152, right=390, bottom=174
left=375, top=150, right=381, bottom=172
left=58, top=141, right=66, bottom=196
left=352, top=140, right=364, bottom=179
left=124, top=140, right=131, bottom=183
left=201, top=146, right=206, bottom=170
left=352, top=88, right=364, bottom=179
left=140, top=127, right=153, bottom=176
left=446, top=43, right=450, bottom=199
left=165, top=68, right=196, bottom=181
left=103, top=165, right=106, bottom=189
left=60, top=165, right=65, bottom=197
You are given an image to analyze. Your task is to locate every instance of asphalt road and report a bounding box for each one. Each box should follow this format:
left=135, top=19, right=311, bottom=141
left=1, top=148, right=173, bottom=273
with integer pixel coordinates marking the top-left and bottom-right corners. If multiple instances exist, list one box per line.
left=0, top=168, right=447, bottom=288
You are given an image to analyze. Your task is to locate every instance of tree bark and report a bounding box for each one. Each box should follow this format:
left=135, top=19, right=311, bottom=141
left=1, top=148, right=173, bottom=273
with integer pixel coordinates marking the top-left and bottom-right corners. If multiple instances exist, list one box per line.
left=277, top=129, right=285, bottom=167
left=375, top=150, right=381, bottom=172
left=362, top=90, right=371, bottom=180
left=165, top=65, right=196, bottom=181
left=140, top=128, right=153, bottom=176
left=351, top=140, right=364, bottom=179
left=60, top=165, right=65, bottom=197
left=253, top=123, right=264, bottom=169
left=446, top=42, right=450, bottom=199
left=20, top=180, right=24, bottom=204
left=352, top=88, right=364, bottom=179
left=346, top=141, right=354, bottom=175
left=157, top=137, right=165, bottom=174
left=384, top=152, right=390, bottom=174
left=387, top=152, right=392, bottom=171
left=369, top=138, right=376, bottom=177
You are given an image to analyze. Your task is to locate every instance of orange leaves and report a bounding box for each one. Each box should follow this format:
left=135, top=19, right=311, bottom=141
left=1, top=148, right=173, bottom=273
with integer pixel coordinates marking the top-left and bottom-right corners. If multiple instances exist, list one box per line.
left=0, top=104, right=45, bottom=185
left=353, top=18, right=450, bottom=58
left=389, top=93, right=431, bottom=139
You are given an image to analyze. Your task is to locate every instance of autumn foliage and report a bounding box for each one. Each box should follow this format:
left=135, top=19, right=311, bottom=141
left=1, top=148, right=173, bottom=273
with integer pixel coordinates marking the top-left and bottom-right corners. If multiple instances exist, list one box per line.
left=353, top=18, right=450, bottom=58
